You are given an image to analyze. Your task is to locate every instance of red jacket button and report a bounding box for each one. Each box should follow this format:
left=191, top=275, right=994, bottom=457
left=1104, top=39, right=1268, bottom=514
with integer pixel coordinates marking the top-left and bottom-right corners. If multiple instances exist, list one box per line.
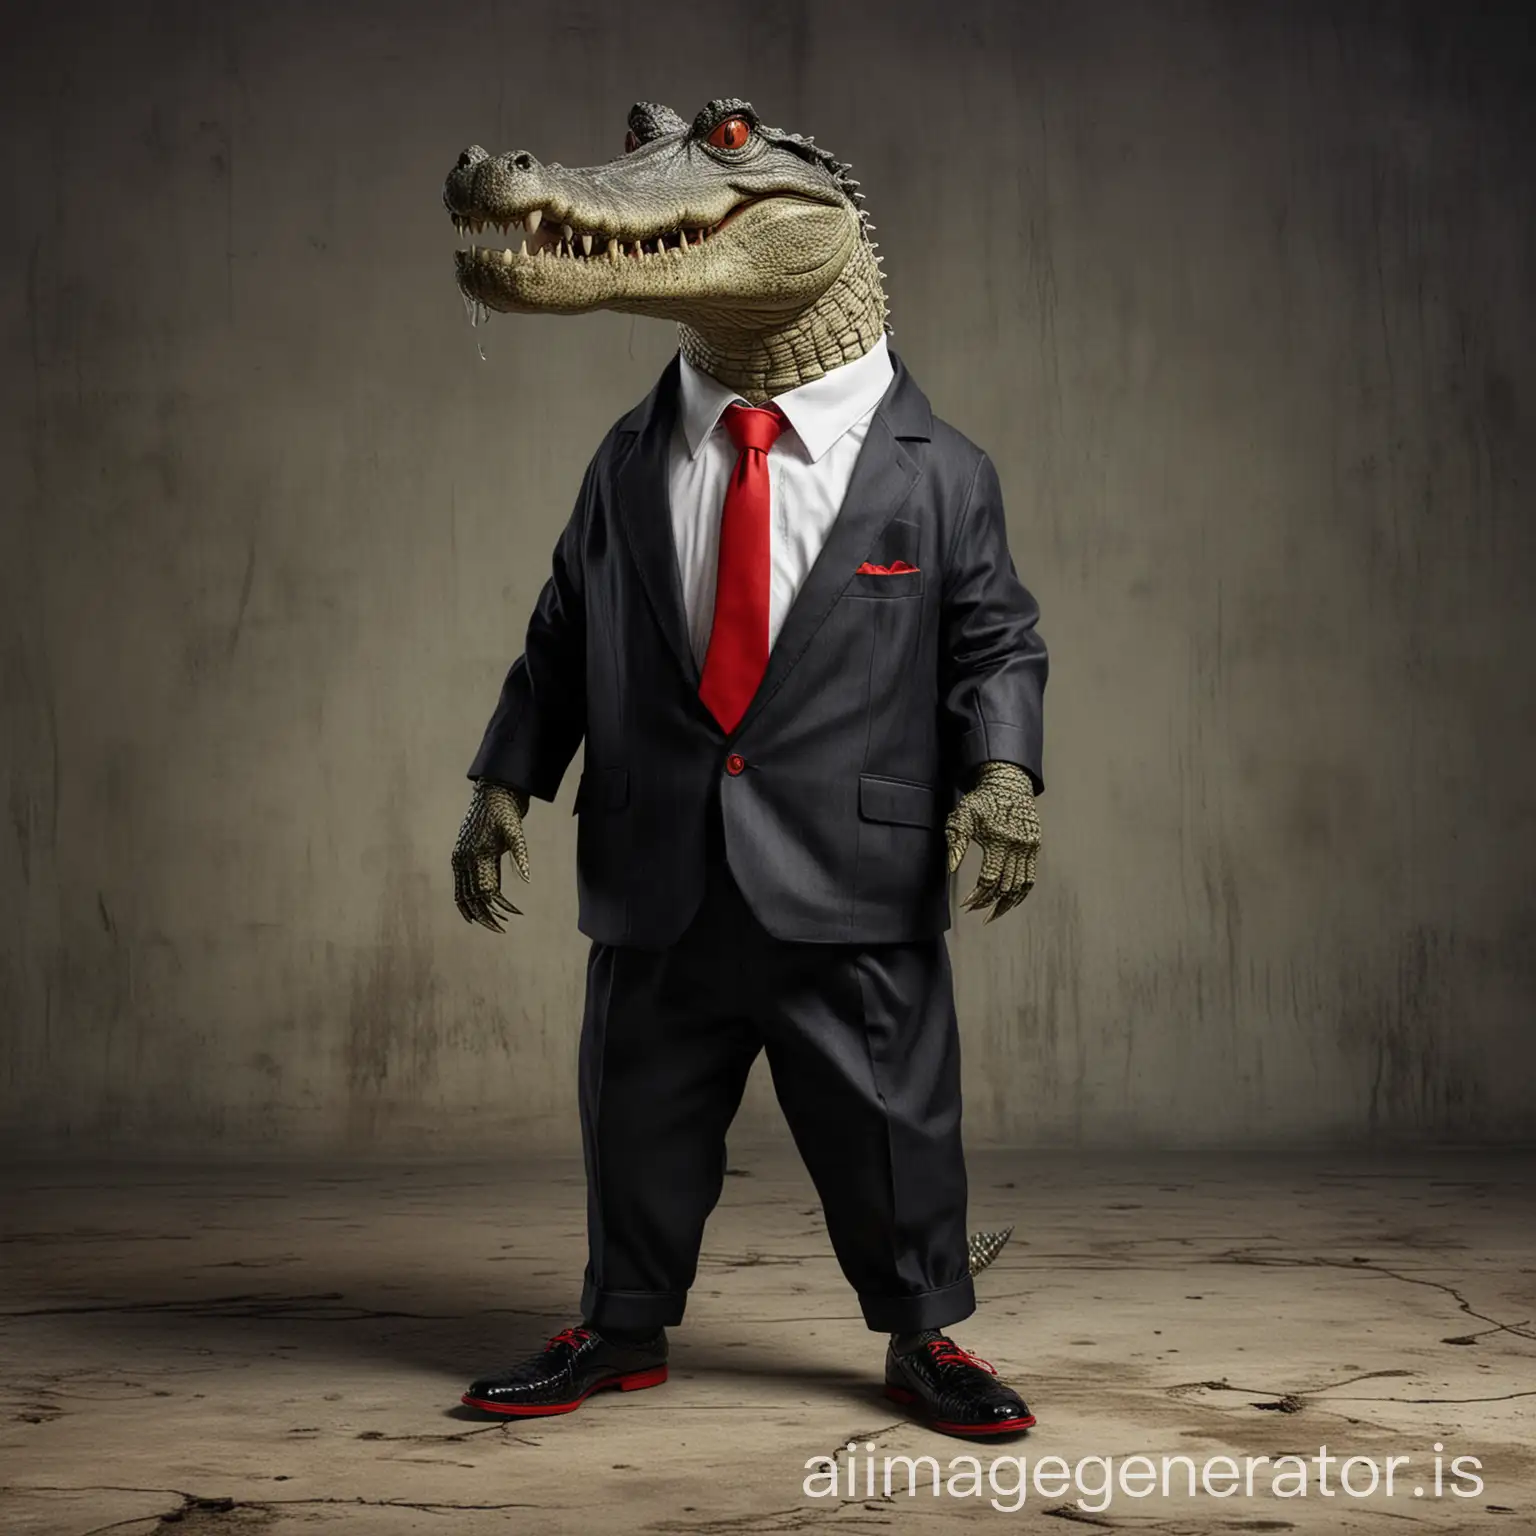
left=725, top=753, right=746, bottom=776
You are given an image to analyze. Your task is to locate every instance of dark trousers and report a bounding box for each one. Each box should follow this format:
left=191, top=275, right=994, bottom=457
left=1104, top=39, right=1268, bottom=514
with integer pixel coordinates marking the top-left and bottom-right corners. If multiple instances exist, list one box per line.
left=576, top=820, right=975, bottom=1334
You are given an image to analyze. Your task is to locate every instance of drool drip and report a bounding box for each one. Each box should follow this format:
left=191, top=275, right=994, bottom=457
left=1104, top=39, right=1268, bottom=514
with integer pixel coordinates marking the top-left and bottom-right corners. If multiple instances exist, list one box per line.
left=460, top=292, right=491, bottom=361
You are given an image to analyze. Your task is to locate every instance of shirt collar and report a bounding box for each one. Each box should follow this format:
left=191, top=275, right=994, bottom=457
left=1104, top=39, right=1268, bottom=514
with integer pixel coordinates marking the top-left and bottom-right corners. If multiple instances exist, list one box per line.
left=678, top=334, right=894, bottom=464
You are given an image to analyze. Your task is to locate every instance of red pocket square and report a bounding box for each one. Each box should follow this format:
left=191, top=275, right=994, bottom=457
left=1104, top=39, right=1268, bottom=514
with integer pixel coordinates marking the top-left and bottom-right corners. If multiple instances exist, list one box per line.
left=855, top=560, right=919, bottom=575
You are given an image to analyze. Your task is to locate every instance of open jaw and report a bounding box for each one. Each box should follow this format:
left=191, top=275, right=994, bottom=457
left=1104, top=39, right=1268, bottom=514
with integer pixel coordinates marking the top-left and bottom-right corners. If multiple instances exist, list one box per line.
left=451, top=201, right=749, bottom=262
left=450, top=193, right=846, bottom=315
left=451, top=195, right=760, bottom=309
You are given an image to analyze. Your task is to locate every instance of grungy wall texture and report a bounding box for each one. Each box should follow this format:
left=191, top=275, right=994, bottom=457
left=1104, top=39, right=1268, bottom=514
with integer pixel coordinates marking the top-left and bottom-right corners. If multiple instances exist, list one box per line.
left=1, top=1, right=1533, bottom=1157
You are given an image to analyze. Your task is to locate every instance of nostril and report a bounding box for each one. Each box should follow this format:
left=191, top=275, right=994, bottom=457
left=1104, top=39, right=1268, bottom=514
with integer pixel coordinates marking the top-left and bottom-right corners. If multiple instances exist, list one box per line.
left=509, top=151, right=534, bottom=171
left=457, top=145, right=489, bottom=170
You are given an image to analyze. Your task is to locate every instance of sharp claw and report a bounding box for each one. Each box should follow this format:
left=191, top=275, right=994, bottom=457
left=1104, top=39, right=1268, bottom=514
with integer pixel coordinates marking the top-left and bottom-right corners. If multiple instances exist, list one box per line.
left=466, top=900, right=501, bottom=933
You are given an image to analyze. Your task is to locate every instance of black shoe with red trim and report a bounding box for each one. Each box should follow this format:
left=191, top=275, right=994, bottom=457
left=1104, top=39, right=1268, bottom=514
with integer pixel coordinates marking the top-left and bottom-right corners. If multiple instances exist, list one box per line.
left=884, top=1332, right=1036, bottom=1438
left=461, top=1324, right=668, bottom=1417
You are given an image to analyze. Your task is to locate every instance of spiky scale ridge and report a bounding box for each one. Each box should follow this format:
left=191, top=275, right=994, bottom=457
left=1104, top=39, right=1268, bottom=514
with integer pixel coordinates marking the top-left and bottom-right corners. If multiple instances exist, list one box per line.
left=670, top=97, right=896, bottom=362
left=627, top=101, right=688, bottom=141
left=967, top=1227, right=1014, bottom=1276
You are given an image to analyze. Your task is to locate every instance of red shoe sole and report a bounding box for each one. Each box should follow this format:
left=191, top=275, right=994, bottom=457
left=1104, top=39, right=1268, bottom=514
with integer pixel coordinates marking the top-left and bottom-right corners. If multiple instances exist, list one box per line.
left=884, top=1383, right=1037, bottom=1436
left=462, top=1364, right=668, bottom=1417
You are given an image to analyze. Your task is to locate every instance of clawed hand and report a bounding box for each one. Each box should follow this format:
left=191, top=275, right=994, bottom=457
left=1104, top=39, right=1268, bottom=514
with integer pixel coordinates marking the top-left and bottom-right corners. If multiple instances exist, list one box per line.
left=451, top=780, right=532, bottom=933
left=943, top=761, right=1041, bottom=922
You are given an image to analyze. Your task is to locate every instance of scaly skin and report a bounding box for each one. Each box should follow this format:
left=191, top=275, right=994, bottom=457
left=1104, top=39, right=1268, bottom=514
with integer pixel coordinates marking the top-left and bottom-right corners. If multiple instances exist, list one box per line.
left=443, top=98, right=888, bottom=402
left=945, top=763, right=1042, bottom=922
left=966, top=1228, right=1014, bottom=1277
left=452, top=781, right=530, bottom=932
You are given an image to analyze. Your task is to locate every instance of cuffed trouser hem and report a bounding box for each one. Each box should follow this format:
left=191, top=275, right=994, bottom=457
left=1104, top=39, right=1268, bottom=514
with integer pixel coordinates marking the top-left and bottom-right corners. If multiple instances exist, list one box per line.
left=859, top=1273, right=976, bottom=1333
left=580, top=1280, right=689, bottom=1332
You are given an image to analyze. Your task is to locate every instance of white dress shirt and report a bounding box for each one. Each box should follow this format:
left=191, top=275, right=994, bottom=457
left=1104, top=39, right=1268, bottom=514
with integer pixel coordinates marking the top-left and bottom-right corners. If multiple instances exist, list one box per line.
left=669, top=335, right=896, bottom=668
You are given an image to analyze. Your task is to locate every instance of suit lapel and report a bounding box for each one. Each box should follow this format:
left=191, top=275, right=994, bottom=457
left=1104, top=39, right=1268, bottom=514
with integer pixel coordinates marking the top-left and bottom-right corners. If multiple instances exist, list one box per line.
left=612, top=350, right=933, bottom=735
left=613, top=359, right=702, bottom=691
left=733, top=401, right=923, bottom=738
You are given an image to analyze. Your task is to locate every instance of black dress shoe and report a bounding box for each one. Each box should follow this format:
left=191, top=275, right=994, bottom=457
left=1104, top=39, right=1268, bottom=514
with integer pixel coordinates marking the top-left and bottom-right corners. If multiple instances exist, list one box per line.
left=462, top=1324, right=668, bottom=1417
left=884, top=1332, right=1036, bottom=1438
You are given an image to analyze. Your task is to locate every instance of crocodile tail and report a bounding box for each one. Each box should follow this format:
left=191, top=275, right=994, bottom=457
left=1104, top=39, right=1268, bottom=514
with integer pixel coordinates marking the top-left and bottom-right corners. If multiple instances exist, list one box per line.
left=966, top=1227, right=1014, bottom=1276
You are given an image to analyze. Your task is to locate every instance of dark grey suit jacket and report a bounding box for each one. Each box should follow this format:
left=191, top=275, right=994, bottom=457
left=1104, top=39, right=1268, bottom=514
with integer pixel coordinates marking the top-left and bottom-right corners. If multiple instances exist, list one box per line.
left=468, top=352, right=1047, bottom=949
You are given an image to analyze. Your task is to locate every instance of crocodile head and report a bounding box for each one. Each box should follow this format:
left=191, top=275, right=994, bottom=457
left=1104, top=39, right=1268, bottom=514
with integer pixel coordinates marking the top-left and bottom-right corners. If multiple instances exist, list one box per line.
left=442, top=98, right=888, bottom=399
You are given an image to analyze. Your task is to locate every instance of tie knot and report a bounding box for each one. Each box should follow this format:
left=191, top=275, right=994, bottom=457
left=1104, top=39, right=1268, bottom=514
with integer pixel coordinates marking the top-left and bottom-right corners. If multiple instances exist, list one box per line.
left=723, top=402, right=786, bottom=456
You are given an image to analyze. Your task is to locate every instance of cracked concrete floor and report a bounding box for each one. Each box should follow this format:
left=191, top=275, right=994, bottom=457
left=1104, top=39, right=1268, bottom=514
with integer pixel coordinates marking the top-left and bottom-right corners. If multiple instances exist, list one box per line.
left=1, top=1150, right=1533, bottom=1534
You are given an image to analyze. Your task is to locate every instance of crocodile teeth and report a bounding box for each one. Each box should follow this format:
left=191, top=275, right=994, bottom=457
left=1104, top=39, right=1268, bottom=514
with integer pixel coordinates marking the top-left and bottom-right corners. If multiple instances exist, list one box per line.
left=501, top=248, right=513, bottom=265
left=560, top=223, right=573, bottom=243
left=525, top=208, right=542, bottom=234
left=580, top=232, right=593, bottom=256
left=607, top=237, right=621, bottom=259
left=519, top=238, right=528, bottom=255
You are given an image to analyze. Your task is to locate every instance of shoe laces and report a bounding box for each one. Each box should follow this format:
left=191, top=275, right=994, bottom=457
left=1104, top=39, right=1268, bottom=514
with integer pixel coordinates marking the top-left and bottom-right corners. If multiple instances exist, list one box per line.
left=545, top=1325, right=593, bottom=1352
left=927, top=1335, right=996, bottom=1374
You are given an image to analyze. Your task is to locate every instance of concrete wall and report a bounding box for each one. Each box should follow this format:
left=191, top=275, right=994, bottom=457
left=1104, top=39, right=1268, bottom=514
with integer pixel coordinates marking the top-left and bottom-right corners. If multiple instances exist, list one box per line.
left=3, top=0, right=1533, bottom=1156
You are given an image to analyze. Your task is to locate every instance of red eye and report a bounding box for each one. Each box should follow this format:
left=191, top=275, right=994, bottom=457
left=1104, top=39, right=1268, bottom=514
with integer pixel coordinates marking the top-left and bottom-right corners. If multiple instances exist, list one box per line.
left=624, top=129, right=639, bottom=153
left=707, top=116, right=751, bottom=151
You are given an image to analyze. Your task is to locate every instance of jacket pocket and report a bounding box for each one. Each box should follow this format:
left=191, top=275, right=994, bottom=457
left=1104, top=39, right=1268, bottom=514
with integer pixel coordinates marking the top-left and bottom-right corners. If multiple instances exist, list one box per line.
left=845, top=568, right=924, bottom=599
left=858, top=773, right=937, bottom=828
left=573, top=766, right=630, bottom=814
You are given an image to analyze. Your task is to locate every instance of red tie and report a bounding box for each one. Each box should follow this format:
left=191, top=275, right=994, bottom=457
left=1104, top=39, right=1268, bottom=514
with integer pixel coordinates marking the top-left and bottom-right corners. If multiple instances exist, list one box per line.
left=699, top=403, right=786, bottom=733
